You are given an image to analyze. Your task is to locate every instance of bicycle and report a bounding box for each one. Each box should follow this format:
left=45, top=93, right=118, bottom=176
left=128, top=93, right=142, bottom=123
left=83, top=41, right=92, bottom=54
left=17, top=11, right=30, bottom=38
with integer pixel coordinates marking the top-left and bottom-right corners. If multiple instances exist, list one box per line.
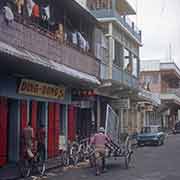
left=18, top=145, right=46, bottom=177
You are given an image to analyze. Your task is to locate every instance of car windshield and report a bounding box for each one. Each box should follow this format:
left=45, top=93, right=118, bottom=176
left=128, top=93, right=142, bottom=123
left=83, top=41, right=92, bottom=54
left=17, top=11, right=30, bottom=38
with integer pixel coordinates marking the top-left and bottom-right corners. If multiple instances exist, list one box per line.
left=142, top=127, right=160, bottom=133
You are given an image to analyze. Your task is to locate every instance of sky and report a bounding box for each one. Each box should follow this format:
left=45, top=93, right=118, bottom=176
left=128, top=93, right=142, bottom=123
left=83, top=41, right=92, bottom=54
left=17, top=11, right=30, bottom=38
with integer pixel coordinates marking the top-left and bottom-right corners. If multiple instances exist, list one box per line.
left=128, top=0, right=180, bottom=65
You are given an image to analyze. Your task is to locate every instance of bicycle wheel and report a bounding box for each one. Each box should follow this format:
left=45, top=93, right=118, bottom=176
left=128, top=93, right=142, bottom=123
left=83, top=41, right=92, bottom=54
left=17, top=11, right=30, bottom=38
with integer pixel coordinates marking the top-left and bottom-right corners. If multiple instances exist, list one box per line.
left=18, top=159, right=31, bottom=177
left=37, top=161, right=46, bottom=176
left=62, top=151, right=70, bottom=167
left=70, top=142, right=79, bottom=166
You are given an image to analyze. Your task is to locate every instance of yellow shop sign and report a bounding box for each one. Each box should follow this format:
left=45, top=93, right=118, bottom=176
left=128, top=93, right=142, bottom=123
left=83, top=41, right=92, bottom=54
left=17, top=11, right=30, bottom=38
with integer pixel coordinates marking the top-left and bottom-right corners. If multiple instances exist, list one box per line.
left=18, top=79, right=65, bottom=100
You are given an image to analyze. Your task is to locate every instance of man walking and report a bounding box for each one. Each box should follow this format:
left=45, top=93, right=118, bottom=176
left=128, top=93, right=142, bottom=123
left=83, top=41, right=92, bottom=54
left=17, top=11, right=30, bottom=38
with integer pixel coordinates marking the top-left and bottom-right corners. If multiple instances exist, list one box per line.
left=90, top=127, right=110, bottom=176
left=23, top=121, right=34, bottom=159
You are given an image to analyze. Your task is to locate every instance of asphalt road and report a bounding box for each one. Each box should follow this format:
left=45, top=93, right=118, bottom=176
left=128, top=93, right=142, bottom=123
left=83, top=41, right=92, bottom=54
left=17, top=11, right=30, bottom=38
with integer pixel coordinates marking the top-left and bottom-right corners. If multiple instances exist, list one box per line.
left=28, top=134, right=180, bottom=180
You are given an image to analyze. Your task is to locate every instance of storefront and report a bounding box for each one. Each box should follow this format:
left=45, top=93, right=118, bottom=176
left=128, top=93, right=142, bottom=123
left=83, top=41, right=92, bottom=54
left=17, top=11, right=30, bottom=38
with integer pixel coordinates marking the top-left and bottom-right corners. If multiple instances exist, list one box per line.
left=70, top=89, right=97, bottom=141
left=0, top=76, right=71, bottom=167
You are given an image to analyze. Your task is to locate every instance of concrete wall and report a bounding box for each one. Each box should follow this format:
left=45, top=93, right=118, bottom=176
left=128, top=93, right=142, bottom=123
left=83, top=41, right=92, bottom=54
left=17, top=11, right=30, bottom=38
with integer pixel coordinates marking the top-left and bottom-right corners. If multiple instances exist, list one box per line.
left=0, top=15, right=100, bottom=78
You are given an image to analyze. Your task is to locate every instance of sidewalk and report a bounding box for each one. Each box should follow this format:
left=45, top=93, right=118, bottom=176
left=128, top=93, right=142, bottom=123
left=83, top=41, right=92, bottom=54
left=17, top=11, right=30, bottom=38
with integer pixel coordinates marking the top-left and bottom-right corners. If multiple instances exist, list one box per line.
left=0, top=164, right=19, bottom=180
left=0, top=157, right=63, bottom=180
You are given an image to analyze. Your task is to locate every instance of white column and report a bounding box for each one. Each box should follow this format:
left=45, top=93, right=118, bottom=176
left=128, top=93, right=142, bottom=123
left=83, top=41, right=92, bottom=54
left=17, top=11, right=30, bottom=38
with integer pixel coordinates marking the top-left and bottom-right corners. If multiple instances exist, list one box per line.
left=108, top=23, right=114, bottom=79
left=97, top=96, right=101, bottom=130
left=120, top=109, right=124, bottom=133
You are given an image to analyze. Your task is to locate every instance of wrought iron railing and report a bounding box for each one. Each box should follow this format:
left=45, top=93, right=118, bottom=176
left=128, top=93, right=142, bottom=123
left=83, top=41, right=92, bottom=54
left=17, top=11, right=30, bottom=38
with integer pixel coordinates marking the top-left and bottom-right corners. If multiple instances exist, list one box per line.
left=91, top=9, right=141, bottom=42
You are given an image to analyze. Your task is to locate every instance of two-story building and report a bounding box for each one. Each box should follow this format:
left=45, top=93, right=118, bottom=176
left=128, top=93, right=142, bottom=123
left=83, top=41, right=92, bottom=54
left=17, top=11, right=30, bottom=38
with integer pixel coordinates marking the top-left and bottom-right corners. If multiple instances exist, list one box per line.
left=140, top=60, right=180, bottom=130
left=0, top=0, right=103, bottom=168
left=76, top=0, right=144, bottom=134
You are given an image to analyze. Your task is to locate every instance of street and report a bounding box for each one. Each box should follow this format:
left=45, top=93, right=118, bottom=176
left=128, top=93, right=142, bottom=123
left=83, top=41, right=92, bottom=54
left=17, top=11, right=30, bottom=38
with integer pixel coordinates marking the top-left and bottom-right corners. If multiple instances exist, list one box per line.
left=26, top=134, right=180, bottom=180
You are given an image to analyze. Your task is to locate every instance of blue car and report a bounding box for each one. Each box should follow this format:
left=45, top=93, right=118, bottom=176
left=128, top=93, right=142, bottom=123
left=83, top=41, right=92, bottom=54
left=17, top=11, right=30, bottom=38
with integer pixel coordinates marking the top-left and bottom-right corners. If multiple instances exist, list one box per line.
left=137, top=126, right=165, bottom=146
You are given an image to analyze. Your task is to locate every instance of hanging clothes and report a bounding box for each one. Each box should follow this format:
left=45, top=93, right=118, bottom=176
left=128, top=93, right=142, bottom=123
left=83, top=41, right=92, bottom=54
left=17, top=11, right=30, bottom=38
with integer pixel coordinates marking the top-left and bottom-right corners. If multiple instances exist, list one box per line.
left=86, top=41, right=90, bottom=51
left=15, top=0, right=24, bottom=15
left=72, top=32, right=78, bottom=45
left=44, top=6, right=50, bottom=20
left=77, top=32, right=87, bottom=51
left=3, top=6, right=14, bottom=24
left=40, top=6, right=50, bottom=21
left=26, top=0, right=34, bottom=16
left=32, top=4, right=40, bottom=18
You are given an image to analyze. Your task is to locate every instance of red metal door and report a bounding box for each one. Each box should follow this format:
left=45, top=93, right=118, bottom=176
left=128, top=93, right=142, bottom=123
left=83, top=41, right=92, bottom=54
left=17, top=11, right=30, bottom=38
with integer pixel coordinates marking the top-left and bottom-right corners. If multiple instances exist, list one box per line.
left=0, top=97, right=8, bottom=166
left=48, top=103, right=54, bottom=158
left=31, top=101, right=37, bottom=137
left=48, top=103, right=60, bottom=158
left=29, top=101, right=38, bottom=153
left=20, top=100, right=27, bottom=132
left=55, top=103, right=60, bottom=156
left=68, top=105, right=76, bottom=142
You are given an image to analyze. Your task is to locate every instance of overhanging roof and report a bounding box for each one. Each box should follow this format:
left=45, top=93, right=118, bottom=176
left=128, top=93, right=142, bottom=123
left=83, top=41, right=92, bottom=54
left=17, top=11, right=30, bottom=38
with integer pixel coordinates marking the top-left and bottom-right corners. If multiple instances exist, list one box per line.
left=116, top=0, right=136, bottom=15
left=0, top=41, right=100, bottom=87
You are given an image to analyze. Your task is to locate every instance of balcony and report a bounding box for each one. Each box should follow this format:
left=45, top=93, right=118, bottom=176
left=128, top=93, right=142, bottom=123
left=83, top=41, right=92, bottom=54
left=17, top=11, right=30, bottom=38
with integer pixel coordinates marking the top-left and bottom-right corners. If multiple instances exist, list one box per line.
left=161, top=88, right=180, bottom=104
left=0, top=14, right=100, bottom=79
left=100, top=62, right=139, bottom=89
left=90, top=9, right=141, bottom=42
left=138, top=88, right=161, bottom=106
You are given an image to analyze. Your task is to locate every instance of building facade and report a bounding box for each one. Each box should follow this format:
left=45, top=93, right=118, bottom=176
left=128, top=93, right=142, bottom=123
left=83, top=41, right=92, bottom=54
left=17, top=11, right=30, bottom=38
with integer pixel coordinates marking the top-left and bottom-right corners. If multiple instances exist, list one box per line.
left=78, top=0, right=144, bottom=134
left=140, top=60, right=180, bottom=130
left=0, top=0, right=103, bottom=167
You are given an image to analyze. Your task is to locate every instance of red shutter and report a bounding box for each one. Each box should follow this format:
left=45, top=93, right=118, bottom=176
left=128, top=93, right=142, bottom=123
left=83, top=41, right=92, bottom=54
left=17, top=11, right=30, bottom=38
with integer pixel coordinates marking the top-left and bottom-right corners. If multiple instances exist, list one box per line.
left=48, top=103, right=60, bottom=158
left=48, top=103, right=54, bottom=158
left=20, top=100, right=27, bottom=133
left=31, top=101, right=37, bottom=152
left=68, top=105, right=76, bottom=142
left=0, top=97, right=8, bottom=166
left=54, top=104, right=60, bottom=156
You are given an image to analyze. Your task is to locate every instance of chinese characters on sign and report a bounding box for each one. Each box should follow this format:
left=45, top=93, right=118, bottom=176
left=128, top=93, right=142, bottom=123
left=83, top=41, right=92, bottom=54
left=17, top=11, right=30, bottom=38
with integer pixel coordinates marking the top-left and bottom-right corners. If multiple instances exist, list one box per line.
left=18, top=79, right=65, bottom=100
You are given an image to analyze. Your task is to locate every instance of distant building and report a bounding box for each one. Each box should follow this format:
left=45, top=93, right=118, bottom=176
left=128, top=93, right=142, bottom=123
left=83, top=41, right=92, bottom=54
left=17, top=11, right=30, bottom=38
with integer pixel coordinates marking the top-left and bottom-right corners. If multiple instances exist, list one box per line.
left=140, top=60, right=180, bottom=129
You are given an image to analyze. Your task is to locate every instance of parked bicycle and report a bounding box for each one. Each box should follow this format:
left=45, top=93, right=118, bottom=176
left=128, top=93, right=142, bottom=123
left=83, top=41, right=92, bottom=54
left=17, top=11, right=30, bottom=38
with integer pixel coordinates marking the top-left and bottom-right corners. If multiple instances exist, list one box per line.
left=18, top=142, right=46, bottom=177
left=68, top=137, right=93, bottom=166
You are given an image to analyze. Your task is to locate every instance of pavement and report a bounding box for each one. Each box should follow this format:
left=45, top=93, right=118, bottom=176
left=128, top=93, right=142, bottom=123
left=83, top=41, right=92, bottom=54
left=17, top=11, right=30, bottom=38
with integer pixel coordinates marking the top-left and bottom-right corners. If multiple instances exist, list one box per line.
left=19, top=133, right=180, bottom=180
left=2, top=133, right=180, bottom=180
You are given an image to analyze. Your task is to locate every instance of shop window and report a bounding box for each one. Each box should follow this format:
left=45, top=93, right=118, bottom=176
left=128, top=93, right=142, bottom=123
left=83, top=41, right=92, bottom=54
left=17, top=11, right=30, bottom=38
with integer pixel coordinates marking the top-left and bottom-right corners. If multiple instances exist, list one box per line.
left=114, top=40, right=123, bottom=67
left=123, top=48, right=132, bottom=74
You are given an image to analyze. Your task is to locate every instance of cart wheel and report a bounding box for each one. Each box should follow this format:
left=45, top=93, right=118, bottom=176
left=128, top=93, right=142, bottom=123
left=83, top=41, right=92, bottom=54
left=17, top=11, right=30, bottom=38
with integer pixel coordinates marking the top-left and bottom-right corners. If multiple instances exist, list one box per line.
left=124, top=136, right=133, bottom=169
left=126, top=151, right=133, bottom=169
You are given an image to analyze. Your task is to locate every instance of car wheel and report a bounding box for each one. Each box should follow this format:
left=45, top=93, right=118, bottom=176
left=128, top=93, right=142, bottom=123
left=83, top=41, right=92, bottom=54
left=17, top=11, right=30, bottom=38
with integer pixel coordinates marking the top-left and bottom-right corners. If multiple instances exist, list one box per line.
left=161, top=140, right=164, bottom=145
left=157, top=139, right=161, bottom=146
left=138, top=142, right=142, bottom=147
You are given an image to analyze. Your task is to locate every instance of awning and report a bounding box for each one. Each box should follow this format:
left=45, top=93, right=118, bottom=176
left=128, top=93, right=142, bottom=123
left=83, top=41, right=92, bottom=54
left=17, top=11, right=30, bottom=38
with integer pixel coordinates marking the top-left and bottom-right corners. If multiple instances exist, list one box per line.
left=138, top=88, right=161, bottom=106
left=0, top=41, right=100, bottom=86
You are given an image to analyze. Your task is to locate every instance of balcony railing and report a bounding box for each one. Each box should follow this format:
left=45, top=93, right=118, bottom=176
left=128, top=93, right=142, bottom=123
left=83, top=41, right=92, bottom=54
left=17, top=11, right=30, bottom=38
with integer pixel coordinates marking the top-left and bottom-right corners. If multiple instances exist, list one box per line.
left=0, top=14, right=100, bottom=78
left=138, top=88, right=161, bottom=105
left=164, top=88, right=180, bottom=98
left=100, top=62, right=139, bottom=89
left=90, top=9, right=141, bottom=42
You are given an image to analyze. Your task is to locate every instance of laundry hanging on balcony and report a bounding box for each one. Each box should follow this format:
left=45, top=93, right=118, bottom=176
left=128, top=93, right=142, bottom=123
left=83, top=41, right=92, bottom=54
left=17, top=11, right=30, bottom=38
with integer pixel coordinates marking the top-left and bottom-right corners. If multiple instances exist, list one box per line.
left=26, top=0, right=35, bottom=16
left=3, top=5, right=14, bottom=25
left=32, top=0, right=49, bottom=7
